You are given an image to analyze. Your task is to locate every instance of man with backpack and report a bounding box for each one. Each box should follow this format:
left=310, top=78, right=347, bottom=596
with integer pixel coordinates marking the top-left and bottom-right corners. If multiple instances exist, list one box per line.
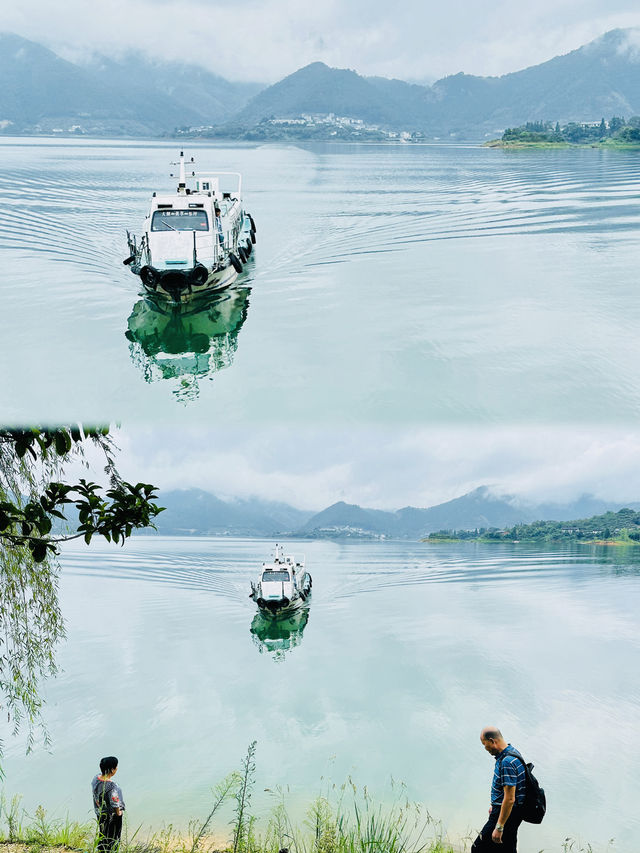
left=471, top=727, right=527, bottom=852
left=91, top=756, right=125, bottom=853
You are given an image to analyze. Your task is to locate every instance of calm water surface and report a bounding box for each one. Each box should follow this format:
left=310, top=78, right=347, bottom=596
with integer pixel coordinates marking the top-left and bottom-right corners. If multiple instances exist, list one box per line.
left=1, top=138, right=640, bottom=421
left=2, top=537, right=639, bottom=853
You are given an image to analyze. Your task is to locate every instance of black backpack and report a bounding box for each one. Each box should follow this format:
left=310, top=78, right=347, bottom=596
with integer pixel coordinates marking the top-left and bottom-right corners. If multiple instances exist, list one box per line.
left=502, top=752, right=546, bottom=824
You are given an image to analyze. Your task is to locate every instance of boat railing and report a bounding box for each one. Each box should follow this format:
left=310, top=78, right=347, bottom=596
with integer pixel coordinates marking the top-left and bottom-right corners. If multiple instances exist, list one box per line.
left=142, top=233, right=151, bottom=266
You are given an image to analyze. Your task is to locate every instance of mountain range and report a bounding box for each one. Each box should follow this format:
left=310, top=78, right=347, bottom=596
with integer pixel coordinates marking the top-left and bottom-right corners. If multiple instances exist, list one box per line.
left=151, top=486, right=639, bottom=539
left=3, top=28, right=640, bottom=137
left=154, top=489, right=313, bottom=536
left=0, top=32, right=261, bottom=135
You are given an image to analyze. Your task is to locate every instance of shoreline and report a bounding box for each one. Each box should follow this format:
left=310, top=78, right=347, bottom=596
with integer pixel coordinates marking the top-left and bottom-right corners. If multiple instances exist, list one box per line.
left=0, top=133, right=478, bottom=147
left=485, top=139, right=640, bottom=150
left=424, top=536, right=640, bottom=546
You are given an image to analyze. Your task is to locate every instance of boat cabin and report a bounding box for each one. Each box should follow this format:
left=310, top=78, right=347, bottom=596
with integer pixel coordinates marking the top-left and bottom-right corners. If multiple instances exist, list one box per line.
left=250, top=544, right=310, bottom=612
left=143, top=168, right=244, bottom=273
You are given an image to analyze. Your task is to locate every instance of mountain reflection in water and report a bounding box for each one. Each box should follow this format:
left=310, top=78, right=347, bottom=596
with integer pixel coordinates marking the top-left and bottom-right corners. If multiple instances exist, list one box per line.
left=250, top=607, right=310, bottom=661
left=125, top=287, right=250, bottom=401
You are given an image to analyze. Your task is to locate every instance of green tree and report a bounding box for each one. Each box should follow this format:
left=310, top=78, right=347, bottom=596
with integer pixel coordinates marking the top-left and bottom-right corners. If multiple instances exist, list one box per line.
left=609, top=116, right=625, bottom=134
left=0, top=427, right=163, bottom=760
left=619, top=125, right=640, bottom=142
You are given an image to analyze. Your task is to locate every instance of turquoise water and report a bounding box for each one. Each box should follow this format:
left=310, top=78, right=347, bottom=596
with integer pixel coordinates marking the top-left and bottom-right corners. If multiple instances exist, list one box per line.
left=1, top=138, right=640, bottom=421
left=2, top=135, right=639, bottom=853
left=2, top=536, right=639, bottom=853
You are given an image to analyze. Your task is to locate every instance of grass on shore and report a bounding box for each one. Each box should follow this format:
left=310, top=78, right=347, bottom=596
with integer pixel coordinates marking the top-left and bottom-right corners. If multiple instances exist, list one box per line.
left=1, top=778, right=458, bottom=853
left=0, top=743, right=615, bottom=853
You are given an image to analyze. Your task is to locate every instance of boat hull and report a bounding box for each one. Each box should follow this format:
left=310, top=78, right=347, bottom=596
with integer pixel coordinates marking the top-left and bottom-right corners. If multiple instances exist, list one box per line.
left=251, top=570, right=312, bottom=615
left=134, top=261, right=238, bottom=303
left=254, top=592, right=310, bottom=616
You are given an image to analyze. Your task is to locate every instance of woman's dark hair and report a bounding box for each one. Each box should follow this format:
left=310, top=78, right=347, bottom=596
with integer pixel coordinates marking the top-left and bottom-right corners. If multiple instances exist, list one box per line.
left=99, top=756, right=118, bottom=774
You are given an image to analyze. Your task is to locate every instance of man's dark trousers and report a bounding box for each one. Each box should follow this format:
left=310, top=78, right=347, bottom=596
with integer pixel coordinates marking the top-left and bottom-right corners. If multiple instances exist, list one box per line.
left=471, top=804, right=523, bottom=853
left=97, top=813, right=122, bottom=853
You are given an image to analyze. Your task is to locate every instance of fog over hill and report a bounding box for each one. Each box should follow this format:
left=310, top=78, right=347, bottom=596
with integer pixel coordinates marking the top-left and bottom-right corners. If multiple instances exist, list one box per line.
left=150, top=487, right=639, bottom=539
left=236, top=29, right=640, bottom=136
left=3, top=28, right=640, bottom=137
left=0, top=32, right=262, bottom=134
left=427, top=28, right=640, bottom=133
left=154, top=489, right=314, bottom=536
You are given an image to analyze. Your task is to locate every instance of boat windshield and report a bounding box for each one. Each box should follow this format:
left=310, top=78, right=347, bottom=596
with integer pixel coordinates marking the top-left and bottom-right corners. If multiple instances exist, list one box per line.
left=262, top=570, right=290, bottom=582
left=151, top=210, right=209, bottom=231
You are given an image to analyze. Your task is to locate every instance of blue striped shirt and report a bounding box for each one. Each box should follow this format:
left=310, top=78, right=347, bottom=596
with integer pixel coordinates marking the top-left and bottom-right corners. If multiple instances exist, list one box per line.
left=491, top=745, right=526, bottom=805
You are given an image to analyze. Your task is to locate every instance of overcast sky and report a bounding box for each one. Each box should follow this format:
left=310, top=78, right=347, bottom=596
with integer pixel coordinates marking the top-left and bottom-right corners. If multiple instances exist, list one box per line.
left=87, top=426, right=640, bottom=511
left=4, top=1, right=640, bottom=83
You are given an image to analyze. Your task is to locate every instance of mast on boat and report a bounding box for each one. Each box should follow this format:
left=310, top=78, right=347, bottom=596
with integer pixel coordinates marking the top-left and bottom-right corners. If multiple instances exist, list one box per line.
left=172, top=150, right=194, bottom=195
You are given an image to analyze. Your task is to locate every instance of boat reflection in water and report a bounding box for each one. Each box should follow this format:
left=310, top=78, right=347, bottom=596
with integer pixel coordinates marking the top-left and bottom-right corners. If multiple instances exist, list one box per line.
left=250, top=607, right=310, bottom=661
left=125, top=286, right=250, bottom=401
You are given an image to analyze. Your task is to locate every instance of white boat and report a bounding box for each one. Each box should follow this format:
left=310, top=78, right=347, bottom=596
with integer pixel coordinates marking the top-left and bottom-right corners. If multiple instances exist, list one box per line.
left=250, top=544, right=312, bottom=614
left=124, top=152, right=256, bottom=302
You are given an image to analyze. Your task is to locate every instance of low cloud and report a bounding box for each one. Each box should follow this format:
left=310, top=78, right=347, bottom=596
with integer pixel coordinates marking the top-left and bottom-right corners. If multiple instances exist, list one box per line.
left=88, top=426, right=640, bottom=512
left=4, top=1, right=640, bottom=83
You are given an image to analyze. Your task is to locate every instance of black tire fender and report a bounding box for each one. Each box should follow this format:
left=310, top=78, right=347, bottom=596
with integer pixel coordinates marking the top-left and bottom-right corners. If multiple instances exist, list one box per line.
left=190, top=264, right=208, bottom=286
left=140, top=266, right=158, bottom=288
left=229, top=252, right=243, bottom=273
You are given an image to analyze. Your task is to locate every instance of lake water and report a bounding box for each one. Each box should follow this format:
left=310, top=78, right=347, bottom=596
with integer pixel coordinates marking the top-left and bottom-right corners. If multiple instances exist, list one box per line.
left=2, top=537, right=639, bottom=853
left=2, top=137, right=640, bottom=421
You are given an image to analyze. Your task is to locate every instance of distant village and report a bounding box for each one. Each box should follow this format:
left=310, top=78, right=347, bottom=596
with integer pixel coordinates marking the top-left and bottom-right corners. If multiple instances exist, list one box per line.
left=176, top=113, right=430, bottom=142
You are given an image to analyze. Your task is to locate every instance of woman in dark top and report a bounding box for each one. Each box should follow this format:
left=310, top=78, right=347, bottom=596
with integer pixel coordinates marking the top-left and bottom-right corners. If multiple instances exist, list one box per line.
left=91, top=756, right=125, bottom=853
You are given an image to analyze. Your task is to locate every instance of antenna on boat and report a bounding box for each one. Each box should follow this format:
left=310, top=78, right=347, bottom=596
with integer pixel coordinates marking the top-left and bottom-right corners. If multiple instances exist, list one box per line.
left=178, top=151, right=186, bottom=194
left=169, top=151, right=192, bottom=194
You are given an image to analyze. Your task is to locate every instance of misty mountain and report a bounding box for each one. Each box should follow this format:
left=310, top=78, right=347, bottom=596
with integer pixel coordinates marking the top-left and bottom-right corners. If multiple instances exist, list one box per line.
left=83, top=53, right=263, bottom=125
left=153, top=489, right=314, bottom=536
left=315, top=488, right=639, bottom=538
left=395, top=487, right=539, bottom=536
left=233, top=61, right=431, bottom=129
left=402, top=490, right=639, bottom=536
left=148, top=487, right=639, bottom=539
left=297, top=500, right=399, bottom=535
left=231, top=28, right=640, bottom=136
left=427, top=28, right=640, bottom=134
left=0, top=33, right=130, bottom=129
left=0, top=32, right=263, bottom=134
left=299, top=488, right=532, bottom=537
left=5, top=27, right=640, bottom=137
